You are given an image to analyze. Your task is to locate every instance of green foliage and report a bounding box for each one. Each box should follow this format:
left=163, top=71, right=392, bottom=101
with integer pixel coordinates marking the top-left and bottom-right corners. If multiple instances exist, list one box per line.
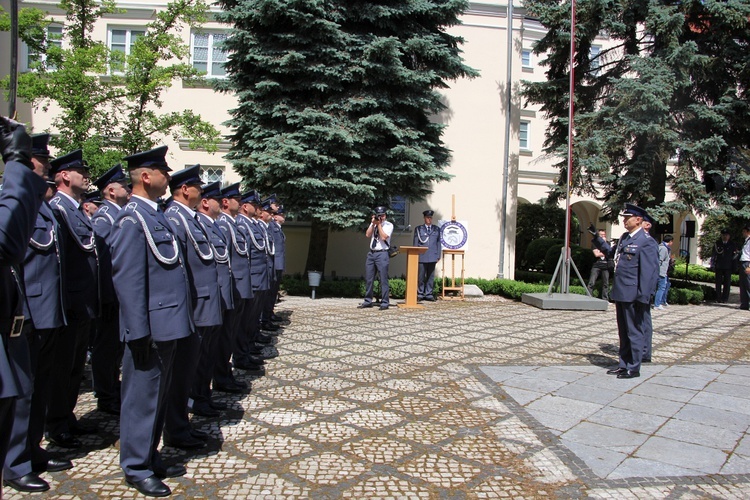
left=542, top=244, right=596, bottom=277
left=668, top=280, right=705, bottom=305
left=524, top=237, right=563, bottom=270
left=1, top=0, right=218, bottom=177
left=215, top=0, right=478, bottom=271
left=697, top=213, right=746, bottom=261
left=515, top=201, right=566, bottom=268
left=521, top=0, right=750, bottom=221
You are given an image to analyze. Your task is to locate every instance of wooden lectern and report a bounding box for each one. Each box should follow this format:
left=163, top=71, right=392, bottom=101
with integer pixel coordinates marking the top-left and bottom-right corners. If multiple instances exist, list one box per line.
left=398, top=246, right=428, bottom=309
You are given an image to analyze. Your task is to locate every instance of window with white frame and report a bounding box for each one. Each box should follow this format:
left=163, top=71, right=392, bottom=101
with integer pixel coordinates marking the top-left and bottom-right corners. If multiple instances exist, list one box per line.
left=191, top=31, right=228, bottom=78
left=519, top=121, right=530, bottom=150
left=590, top=46, right=601, bottom=76
left=200, top=166, right=225, bottom=184
left=108, top=27, right=145, bottom=73
left=23, top=24, right=63, bottom=71
left=521, top=49, right=532, bottom=69
left=389, top=196, right=408, bottom=230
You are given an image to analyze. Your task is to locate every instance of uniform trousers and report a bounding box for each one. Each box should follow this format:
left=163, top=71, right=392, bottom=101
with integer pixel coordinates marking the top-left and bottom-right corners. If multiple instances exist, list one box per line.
left=739, top=262, right=750, bottom=309
left=164, top=330, right=200, bottom=443
left=263, top=270, right=282, bottom=319
left=3, top=327, right=33, bottom=480
left=190, top=324, right=222, bottom=410
left=642, top=307, right=653, bottom=360
left=120, top=339, right=176, bottom=482
left=213, top=299, right=246, bottom=387
left=91, top=302, right=122, bottom=408
left=0, top=397, right=15, bottom=482
left=715, top=268, right=733, bottom=303
left=363, top=250, right=390, bottom=306
left=418, top=262, right=437, bottom=299
left=615, top=301, right=648, bottom=372
left=46, top=317, right=90, bottom=436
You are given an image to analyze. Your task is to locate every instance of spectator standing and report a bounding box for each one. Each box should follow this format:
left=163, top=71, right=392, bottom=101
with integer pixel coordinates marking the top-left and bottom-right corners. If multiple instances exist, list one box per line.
left=712, top=229, right=737, bottom=304
left=654, top=235, right=674, bottom=310
left=739, top=225, right=750, bottom=311
left=587, top=229, right=611, bottom=301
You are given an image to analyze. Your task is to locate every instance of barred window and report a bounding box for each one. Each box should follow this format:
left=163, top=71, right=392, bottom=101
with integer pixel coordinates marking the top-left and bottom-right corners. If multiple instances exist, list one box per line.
left=200, top=166, right=225, bottom=184
left=389, top=196, right=408, bottom=230
left=191, top=31, right=228, bottom=78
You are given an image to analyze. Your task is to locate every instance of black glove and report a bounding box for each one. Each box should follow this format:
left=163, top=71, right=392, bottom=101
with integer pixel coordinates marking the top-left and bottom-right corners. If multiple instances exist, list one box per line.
left=587, top=223, right=597, bottom=236
left=0, top=117, right=33, bottom=170
left=127, top=336, right=153, bottom=368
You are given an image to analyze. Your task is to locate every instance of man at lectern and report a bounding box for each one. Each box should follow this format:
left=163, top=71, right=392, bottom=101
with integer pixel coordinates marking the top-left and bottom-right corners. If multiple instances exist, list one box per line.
left=413, top=209, right=441, bottom=301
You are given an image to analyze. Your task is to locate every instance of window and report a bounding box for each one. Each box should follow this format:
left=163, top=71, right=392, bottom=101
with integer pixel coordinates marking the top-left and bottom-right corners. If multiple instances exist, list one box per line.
left=590, top=46, right=601, bottom=76
left=24, top=24, right=63, bottom=71
left=108, top=27, right=145, bottom=73
left=519, top=121, right=530, bottom=150
left=521, top=49, right=532, bottom=68
left=389, top=196, right=408, bottom=230
left=200, top=166, right=225, bottom=184
left=191, top=31, right=228, bottom=78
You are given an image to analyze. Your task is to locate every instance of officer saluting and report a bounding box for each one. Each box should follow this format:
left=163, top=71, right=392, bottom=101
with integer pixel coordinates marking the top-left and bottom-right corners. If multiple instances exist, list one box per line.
left=413, top=209, right=441, bottom=301
left=591, top=204, right=658, bottom=379
left=111, top=145, right=193, bottom=497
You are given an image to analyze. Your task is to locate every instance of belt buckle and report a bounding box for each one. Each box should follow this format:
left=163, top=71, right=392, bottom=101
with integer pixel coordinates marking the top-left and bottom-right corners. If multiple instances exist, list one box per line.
left=10, top=316, right=24, bottom=337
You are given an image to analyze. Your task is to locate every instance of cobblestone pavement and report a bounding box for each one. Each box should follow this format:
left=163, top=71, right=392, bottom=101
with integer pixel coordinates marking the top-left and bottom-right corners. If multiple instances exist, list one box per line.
left=3, top=296, right=750, bottom=499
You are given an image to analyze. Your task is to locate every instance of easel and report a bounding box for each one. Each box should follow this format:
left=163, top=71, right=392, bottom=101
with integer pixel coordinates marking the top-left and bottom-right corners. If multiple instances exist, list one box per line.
left=441, top=195, right=465, bottom=300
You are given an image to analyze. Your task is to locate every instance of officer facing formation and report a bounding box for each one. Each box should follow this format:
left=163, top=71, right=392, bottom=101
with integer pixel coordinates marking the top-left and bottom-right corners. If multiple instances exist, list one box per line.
left=413, top=209, right=441, bottom=301
left=591, top=204, right=659, bottom=379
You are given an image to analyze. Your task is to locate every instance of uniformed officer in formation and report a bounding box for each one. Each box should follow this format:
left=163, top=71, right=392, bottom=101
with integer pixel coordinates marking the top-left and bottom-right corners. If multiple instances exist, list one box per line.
left=591, top=204, right=658, bottom=379
left=413, top=209, right=441, bottom=301
left=213, top=183, right=254, bottom=391
left=47, top=149, right=99, bottom=448
left=162, top=165, right=222, bottom=450
left=110, top=145, right=193, bottom=496
left=191, top=181, right=234, bottom=416
left=90, top=164, right=130, bottom=417
left=267, top=202, right=287, bottom=320
left=1, top=128, right=65, bottom=493
left=0, top=118, right=48, bottom=490
left=258, top=197, right=283, bottom=329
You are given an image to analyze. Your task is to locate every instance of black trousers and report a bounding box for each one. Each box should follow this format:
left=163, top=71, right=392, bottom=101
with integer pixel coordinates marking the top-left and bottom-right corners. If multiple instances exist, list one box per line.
left=715, top=268, right=733, bottom=303
left=164, top=330, right=200, bottom=443
left=91, top=302, right=123, bottom=407
left=191, top=324, right=221, bottom=409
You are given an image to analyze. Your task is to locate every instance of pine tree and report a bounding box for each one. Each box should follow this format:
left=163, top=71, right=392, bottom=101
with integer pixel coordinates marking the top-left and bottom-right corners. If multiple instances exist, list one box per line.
left=216, top=0, right=477, bottom=272
left=521, top=0, right=750, bottom=223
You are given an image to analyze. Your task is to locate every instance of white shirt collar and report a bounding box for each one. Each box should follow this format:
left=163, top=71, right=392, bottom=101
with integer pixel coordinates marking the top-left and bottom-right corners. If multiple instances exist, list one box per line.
left=131, top=194, right=159, bottom=211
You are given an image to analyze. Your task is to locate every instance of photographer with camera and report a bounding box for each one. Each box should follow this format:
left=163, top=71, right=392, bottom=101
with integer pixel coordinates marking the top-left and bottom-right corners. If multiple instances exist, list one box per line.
left=358, top=206, right=393, bottom=310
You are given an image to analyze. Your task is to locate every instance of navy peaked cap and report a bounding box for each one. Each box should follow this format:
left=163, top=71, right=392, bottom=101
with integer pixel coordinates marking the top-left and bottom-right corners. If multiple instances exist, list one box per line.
left=275, top=205, right=285, bottom=215
left=423, top=209, right=434, bottom=217
left=123, top=145, right=171, bottom=171
left=93, top=164, right=127, bottom=190
left=374, top=206, right=387, bottom=215
left=49, top=149, right=87, bottom=176
left=83, top=190, right=101, bottom=203
left=169, top=164, right=202, bottom=191
left=31, top=133, right=51, bottom=158
left=220, top=182, right=241, bottom=198
left=620, top=203, right=651, bottom=221
left=241, top=190, right=261, bottom=205
left=201, top=181, right=222, bottom=199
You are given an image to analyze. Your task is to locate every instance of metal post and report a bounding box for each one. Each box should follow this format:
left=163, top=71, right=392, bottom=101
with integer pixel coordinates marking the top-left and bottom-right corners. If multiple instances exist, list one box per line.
left=498, top=0, right=513, bottom=279
left=9, top=0, right=19, bottom=117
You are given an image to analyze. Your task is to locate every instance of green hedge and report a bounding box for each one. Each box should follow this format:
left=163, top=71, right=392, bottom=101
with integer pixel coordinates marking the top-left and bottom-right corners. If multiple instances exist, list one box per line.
left=670, top=262, right=739, bottom=286
left=524, top=238, right=563, bottom=270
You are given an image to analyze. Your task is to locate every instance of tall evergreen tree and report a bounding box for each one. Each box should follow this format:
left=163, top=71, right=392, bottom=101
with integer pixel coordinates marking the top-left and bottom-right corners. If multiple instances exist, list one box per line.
left=521, top=0, right=750, bottom=223
left=216, top=0, right=477, bottom=273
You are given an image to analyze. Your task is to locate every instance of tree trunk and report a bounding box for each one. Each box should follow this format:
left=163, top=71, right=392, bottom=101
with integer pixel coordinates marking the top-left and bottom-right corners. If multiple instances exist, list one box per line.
left=305, top=218, right=330, bottom=275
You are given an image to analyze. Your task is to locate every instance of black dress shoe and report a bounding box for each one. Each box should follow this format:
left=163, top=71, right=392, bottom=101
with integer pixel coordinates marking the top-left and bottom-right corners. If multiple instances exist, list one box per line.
left=97, top=403, right=121, bottom=416
left=163, top=435, right=206, bottom=450
left=213, top=384, right=245, bottom=394
left=357, top=302, right=373, bottom=309
left=71, top=421, right=98, bottom=435
left=617, top=370, right=640, bottom=379
left=379, top=305, right=389, bottom=310
left=191, top=404, right=220, bottom=417
left=424, top=296, right=436, bottom=302
left=47, top=432, right=82, bottom=449
left=190, top=428, right=209, bottom=440
left=642, top=357, right=652, bottom=363
left=4, top=473, right=50, bottom=492
left=154, top=464, right=187, bottom=478
left=261, top=322, right=280, bottom=331
left=606, top=367, right=626, bottom=375
left=270, top=314, right=283, bottom=322
left=209, top=401, right=228, bottom=411
left=46, top=458, right=74, bottom=472
left=126, top=476, right=171, bottom=497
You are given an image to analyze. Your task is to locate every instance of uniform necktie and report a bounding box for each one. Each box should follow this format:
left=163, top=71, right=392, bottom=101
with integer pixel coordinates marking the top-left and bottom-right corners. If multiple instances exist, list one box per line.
left=371, top=231, right=378, bottom=250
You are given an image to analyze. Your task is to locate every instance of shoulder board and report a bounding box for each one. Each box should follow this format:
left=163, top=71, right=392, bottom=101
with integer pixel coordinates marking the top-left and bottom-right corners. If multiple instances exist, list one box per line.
left=99, top=205, right=110, bottom=214
left=165, top=205, right=179, bottom=213
left=118, top=215, right=138, bottom=227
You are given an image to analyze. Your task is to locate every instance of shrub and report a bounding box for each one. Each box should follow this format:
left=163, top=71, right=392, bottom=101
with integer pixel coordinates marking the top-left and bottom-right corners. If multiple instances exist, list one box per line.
left=524, top=238, right=564, bottom=270
left=542, top=244, right=596, bottom=278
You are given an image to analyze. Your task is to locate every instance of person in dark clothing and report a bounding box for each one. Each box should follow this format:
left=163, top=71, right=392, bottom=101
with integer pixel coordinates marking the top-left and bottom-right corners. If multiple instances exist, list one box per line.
left=587, top=229, right=611, bottom=301
left=712, top=229, right=738, bottom=304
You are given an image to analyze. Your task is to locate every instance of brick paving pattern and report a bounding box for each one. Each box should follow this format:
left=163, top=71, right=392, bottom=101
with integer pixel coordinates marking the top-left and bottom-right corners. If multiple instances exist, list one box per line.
left=3, top=296, right=749, bottom=498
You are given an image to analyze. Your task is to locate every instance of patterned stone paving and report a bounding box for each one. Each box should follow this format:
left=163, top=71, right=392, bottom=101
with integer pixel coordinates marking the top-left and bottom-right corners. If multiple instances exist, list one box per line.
left=3, top=296, right=750, bottom=498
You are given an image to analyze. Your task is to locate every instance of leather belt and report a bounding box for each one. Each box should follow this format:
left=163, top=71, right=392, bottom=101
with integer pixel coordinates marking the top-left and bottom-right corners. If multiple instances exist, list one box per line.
left=0, top=316, right=25, bottom=338
left=370, top=249, right=387, bottom=253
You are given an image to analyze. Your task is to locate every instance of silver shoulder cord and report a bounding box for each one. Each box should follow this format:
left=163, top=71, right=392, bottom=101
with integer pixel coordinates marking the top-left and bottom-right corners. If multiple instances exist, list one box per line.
left=120, top=207, right=180, bottom=265
left=199, top=218, right=229, bottom=264
left=173, top=212, right=214, bottom=262
left=247, top=223, right=266, bottom=251
left=30, top=224, right=55, bottom=250
left=224, top=220, right=248, bottom=256
left=415, top=226, right=430, bottom=244
left=264, top=226, right=275, bottom=256
left=52, top=201, right=96, bottom=252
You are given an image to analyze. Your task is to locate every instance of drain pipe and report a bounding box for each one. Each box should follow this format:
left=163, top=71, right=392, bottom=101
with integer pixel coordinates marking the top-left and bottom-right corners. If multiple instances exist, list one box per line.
left=498, top=0, right=514, bottom=279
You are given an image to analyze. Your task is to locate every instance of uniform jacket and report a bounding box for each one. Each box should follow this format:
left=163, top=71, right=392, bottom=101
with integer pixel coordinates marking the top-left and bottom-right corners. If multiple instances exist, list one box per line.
left=165, top=201, right=222, bottom=327
left=22, top=201, right=66, bottom=329
left=91, top=200, right=120, bottom=304
left=0, top=161, right=47, bottom=398
left=196, top=212, right=234, bottom=311
left=50, top=191, right=99, bottom=319
left=215, top=213, right=254, bottom=300
left=712, top=239, right=737, bottom=270
left=236, top=214, right=270, bottom=291
left=595, top=229, right=658, bottom=304
left=413, top=224, right=442, bottom=263
left=110, top=196, right=193, bottom=342
left=269, top=220, right=285, bottom=272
